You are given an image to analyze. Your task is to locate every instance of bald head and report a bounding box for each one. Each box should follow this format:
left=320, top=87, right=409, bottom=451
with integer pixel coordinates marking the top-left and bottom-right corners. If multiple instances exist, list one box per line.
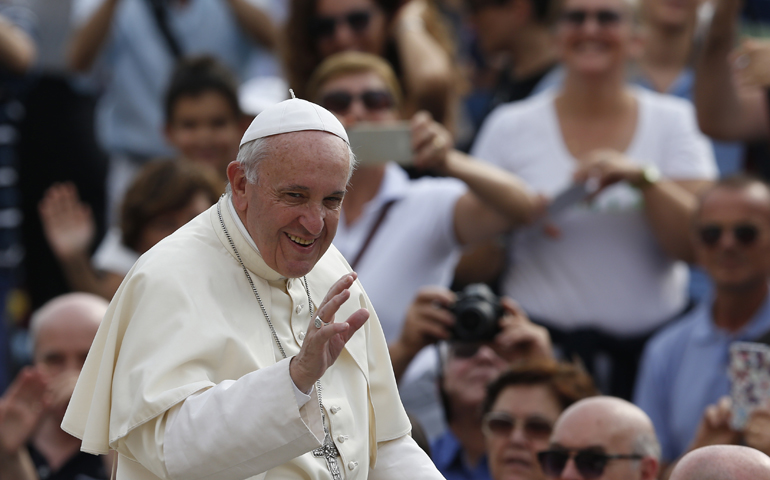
left=670, top=446, right=770, bottom=480
left=549, top=397, right=660, bottom=480
left=30, top=293, right=107, bottom=347
left=30, top=293, right=107, bottom=375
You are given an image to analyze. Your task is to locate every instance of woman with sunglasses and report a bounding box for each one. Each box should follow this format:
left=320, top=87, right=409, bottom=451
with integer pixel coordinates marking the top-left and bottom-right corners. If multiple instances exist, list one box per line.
left=285, top=0, right=455, bottom=125
left=307, top=51, right=540, bottom=438
left=480, top=360, right=598, bottom=480
left=471, top=0, right=718, bottom=400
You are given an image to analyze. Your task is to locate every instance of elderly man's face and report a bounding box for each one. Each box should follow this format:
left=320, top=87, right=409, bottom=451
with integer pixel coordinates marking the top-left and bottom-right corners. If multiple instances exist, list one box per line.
left=545, top=410, right=643, bottom=480
left=34, top=313, right=99, bottom=379
left=230, top=131, right=350, bottom=278
left=694, top=184, right=770, bottom=292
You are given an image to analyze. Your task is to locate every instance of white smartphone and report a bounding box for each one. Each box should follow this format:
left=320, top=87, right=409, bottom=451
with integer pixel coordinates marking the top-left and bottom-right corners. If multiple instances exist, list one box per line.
left=347, top=122, right=413, bottom=166
left=547, top=180, right=598, bottom=218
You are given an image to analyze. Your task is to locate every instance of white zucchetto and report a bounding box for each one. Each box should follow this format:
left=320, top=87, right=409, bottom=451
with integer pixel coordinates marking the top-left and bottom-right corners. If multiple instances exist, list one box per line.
left=239, top=97, right=349, bottom=147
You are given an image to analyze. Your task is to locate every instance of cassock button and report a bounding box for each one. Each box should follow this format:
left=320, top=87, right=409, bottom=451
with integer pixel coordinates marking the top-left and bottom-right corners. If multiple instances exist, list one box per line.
left=295, top=304, right=303, bottom=314
left=298, top=331, right=305, bottom=341
left=337, top=435, right=348, bottom=443
left=330, top=406, right=341, bottom=414
left=348, top=461, right=358, bottom=471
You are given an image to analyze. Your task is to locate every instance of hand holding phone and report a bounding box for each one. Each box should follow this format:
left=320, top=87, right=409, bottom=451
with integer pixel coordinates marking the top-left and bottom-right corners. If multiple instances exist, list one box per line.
left=729, top=341, right=770, bottom=430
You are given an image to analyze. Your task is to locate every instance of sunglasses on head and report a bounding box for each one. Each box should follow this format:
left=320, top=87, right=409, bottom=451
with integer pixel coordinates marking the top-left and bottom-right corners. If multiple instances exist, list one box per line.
left=560, top=9, right=624, bottom=27
left=312, top=10, right=373, bottom=38
left=482, top=412, right=553, bottom=440
left=698, top=224, right=760, bottom=247
left=538, top=449, right=643, bottom=479
left=320, top=90, right=395, bottom=114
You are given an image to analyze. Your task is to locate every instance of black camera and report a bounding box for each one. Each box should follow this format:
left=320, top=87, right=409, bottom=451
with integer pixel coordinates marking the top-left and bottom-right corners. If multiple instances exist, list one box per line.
left=450, top=284, right=503, bottom=342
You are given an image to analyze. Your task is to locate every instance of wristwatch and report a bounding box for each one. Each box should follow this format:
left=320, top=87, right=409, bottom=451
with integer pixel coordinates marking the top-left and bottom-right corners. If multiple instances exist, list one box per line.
left=633, top=165, right=660, bottom=189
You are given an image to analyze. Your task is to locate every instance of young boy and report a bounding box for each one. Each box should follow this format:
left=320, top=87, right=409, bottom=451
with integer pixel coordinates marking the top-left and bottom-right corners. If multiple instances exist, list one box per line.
left=163, top=56, right=246, bottom=182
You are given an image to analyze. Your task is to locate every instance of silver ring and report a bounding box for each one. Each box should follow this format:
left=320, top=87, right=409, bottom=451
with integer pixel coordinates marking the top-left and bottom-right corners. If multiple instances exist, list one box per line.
left=314, top=316, right=324, bottom=328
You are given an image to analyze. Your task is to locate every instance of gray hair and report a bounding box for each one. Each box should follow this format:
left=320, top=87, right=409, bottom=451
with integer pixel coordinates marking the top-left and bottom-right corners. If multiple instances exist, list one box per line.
left=633, top=432, right=662, bottom=462
left=226, top=135, right=357, bottom=193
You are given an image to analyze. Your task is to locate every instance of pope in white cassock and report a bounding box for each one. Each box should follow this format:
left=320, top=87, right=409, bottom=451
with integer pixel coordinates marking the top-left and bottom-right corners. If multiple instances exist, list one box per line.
left=61, top=98, right=447, bottom=480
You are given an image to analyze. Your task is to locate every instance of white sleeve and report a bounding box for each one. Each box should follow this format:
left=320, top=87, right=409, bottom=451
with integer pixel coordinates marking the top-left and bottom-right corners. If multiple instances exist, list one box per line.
left=121, top=357, right=326, bottom=480
left=368, top=435, right=446, bottom=480
left=657, top=100, right=718, bottom=181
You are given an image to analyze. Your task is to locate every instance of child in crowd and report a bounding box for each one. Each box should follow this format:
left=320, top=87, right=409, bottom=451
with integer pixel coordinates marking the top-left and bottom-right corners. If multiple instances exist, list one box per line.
left=163, top=56, right=247, bottom=183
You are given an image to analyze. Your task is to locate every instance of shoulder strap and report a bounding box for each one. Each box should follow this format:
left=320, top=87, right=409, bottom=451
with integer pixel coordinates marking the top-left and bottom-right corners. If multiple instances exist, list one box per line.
left=146, top=0, right=183, bottom=59
left=349, top=200, right=397, bottom=271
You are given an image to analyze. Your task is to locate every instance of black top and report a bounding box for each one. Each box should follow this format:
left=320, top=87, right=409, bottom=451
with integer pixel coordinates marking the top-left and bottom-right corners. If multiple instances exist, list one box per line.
left=28, top=444, right=109, bottom=480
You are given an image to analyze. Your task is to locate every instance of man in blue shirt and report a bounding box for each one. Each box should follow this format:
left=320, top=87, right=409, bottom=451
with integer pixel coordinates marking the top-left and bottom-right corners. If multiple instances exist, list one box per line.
left=634, top=175, right=770, bottom=466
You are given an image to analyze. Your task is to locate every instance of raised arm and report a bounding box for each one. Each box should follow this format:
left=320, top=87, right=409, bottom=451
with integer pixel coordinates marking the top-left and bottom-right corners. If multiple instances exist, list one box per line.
left=694, top=0, right=769, bottom=141
left=0, top=14, right=36, bottom=74
left=67, top=0, right=121, bottom=72
left=38, top=182, right=123, bottom=300
left=0, top=368, right=48, bottom=480
left=391, top=1, right=453, bottom=124
left=224, top=0, right=278, bottom=50
left=411, top=111, right=539, bottom=246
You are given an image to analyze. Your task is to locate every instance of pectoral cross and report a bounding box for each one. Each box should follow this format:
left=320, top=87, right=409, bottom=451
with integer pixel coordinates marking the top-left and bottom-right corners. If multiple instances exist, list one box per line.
left=313, top=434, right=342, bottom=480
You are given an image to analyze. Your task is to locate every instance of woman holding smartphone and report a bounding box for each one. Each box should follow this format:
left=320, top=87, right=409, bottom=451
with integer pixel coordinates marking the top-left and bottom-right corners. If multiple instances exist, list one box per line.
left=471, top=0, right=717, bottom=399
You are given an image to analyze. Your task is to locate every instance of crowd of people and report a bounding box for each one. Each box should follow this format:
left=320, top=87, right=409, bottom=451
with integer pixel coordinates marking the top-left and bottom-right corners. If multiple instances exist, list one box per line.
left=2, top=0, right=770, bottom=478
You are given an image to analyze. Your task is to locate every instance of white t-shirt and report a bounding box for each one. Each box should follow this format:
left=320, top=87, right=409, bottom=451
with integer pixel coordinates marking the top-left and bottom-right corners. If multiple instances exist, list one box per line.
left=333, top=163, right=466, bottom=343
left=92, top=227, right=139, bottom=275
left=472, top=87, right=717, bottom=336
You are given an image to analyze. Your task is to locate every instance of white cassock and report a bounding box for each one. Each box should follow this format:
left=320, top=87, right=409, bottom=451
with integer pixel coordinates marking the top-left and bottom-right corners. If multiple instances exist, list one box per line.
left=62, top=195, right=445, bottom=480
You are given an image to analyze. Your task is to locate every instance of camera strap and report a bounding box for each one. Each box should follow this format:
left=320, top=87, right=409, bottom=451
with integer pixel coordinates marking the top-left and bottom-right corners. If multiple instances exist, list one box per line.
left=350, top=199, right=397, bottom=271
left=146, top=0, right=184, bottom=59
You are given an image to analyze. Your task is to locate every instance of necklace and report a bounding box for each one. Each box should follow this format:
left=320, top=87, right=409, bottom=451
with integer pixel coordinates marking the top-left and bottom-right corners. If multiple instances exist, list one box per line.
left=217, top=202, right=342, bottom=480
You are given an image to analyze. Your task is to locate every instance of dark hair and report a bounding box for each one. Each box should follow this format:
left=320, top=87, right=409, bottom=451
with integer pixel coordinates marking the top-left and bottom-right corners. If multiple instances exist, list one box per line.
left=533, top=0, right=562, bottom=24
left=121, top=159, right=223, bottom=251
left=465, top=0, right=561, bottom=24
left=164, top=56, right=241, bottom=123
left=283, top=0, right=454, bottom=101
left=482, top=359, right=599, bottom=415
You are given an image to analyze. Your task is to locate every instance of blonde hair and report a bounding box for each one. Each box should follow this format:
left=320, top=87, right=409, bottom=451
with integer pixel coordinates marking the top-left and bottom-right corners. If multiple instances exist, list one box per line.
left=306, top=51, right=404, bottom=112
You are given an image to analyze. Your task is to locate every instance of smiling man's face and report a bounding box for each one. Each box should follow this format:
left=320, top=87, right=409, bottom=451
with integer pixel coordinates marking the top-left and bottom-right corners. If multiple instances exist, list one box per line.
left=229, top=130, right=350, bottom=278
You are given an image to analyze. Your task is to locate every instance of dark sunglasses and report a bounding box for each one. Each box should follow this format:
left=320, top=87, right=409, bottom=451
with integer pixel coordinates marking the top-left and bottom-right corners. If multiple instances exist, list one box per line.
left=312, top=10, right=373, bottom=38
left=698, top=224, right=760, bottom=247
left=448, top=341, right=485, bottom=359
left=320, top=90, right=395, bottom=114
left=482, top=412, right=553, bottom=440
left=561, top=9, right=624, bottom=27
left=538, top=449, right=643, bottom=479
left=467, top=0, right=510, bottom=14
